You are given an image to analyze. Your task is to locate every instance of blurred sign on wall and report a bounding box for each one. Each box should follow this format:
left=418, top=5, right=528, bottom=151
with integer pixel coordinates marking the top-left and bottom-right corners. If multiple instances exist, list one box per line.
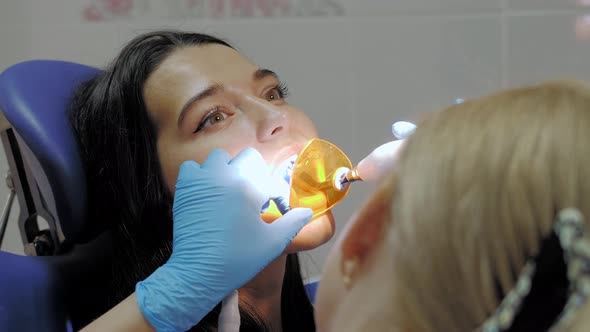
left=576, top=14, right=590, bottom=40
left=82, top=0, right=346, bottom=21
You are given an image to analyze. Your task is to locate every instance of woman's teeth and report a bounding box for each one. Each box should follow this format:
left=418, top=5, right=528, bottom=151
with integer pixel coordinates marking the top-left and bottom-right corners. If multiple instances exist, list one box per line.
left=273, top=154, right=298, bottom=184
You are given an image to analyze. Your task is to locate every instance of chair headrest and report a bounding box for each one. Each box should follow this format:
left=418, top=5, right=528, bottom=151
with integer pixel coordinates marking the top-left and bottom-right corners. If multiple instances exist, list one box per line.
left=0, top=60, right=101, bottom=242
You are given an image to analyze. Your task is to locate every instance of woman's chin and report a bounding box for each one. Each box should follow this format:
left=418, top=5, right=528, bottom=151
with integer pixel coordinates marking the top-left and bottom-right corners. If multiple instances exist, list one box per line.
left=285, top=211, right=336, bottom=253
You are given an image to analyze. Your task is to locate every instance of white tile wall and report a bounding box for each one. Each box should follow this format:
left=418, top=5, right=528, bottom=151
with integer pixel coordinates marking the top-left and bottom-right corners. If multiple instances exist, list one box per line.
left=507, top=0, right=590, bottom=11
left=506, top=13, right=590, bottom=87
left=27, top=24, right=122, bottom=67
left=1, top=1, right=589, bottom=275
left=349, top=16, right=502, bottom=160
left=0, top=2, right=30, bottom=72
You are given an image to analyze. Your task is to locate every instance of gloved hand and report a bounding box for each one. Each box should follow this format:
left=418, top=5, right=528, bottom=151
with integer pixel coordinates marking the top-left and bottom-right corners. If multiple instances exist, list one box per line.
left=136, top=148, right=313, bottom=332
left=355, top=121, right=417, bottom=182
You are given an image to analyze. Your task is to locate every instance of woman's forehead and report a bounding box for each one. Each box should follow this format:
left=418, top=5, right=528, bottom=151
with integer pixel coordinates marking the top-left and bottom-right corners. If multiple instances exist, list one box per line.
left=151, top=44, right=258, bottom=84
left=143, top=44, right=260, bottom=124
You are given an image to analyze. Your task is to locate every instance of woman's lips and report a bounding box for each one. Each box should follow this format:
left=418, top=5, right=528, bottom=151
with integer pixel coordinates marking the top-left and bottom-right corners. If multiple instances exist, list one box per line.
left=269, top=144, right=304, bottom=172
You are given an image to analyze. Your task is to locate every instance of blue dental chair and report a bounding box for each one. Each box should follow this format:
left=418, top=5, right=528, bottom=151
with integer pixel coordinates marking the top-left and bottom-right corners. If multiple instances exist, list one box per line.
left=0, top=60, right=116, bottom=332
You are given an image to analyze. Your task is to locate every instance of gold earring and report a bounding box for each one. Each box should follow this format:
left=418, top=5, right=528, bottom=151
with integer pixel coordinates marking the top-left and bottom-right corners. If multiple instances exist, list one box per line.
left=341, top=256, right=360, bottom=289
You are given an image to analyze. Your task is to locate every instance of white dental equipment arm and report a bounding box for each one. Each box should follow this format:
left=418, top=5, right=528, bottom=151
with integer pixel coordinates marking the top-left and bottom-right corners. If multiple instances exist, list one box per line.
left=341, top=121, right=416, bottom=184
left=219, top=290, right=240, bottom=332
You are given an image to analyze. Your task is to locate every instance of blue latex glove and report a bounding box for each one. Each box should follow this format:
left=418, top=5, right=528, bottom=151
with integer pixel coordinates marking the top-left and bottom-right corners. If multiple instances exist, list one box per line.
left=136, top=148, right=313, bottom=332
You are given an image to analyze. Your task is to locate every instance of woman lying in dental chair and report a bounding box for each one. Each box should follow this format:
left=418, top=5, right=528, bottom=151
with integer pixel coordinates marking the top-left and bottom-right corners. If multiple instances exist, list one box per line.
left=87, top=80, right=590, bottom=332
left=69, top=30, right=335, bottom=332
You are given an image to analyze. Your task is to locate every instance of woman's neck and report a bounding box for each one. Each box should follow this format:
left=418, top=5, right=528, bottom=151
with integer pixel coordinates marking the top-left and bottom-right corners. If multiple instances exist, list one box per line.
left=239, top=253, right=287, bottom=331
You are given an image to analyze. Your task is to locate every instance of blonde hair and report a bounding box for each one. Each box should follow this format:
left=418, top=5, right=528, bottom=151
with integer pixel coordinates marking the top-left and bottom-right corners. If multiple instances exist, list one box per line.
left=388, top=81, right=590, bottom=331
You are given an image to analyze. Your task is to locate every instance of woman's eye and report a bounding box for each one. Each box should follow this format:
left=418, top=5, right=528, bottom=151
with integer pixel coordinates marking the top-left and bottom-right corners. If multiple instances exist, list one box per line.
left=266, top=88, right=282, bottom=101
left=194, top=109, right=228, bottom=133
left=208, top=111, right=226, bottom=125
left=266, top=83, right=289, bottom=102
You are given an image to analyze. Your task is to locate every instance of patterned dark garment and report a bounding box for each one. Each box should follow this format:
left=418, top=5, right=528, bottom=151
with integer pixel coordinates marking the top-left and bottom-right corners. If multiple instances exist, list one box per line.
left=479, top=208, right=590, bottom=332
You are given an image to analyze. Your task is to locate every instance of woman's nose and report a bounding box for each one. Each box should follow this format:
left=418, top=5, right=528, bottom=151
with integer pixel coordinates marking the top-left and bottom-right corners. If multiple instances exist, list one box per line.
left=240, top=96, right=289, bottom=142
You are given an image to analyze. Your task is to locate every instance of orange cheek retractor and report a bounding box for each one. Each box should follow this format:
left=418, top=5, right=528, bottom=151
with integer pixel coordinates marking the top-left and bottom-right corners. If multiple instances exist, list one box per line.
left=260, top=121, right=416, bottom=223
left=260, top=138, right=353, bottom=222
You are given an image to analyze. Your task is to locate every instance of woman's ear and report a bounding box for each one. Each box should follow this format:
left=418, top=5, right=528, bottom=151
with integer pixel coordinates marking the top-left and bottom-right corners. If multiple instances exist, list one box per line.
left=340, top=176, right=395, bottom=288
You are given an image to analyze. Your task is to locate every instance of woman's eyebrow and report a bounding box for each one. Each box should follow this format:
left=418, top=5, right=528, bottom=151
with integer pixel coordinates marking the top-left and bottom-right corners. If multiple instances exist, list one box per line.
left=254, top=68, right=279, bottom=81
left=177, top=83, right=223, bottom=128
